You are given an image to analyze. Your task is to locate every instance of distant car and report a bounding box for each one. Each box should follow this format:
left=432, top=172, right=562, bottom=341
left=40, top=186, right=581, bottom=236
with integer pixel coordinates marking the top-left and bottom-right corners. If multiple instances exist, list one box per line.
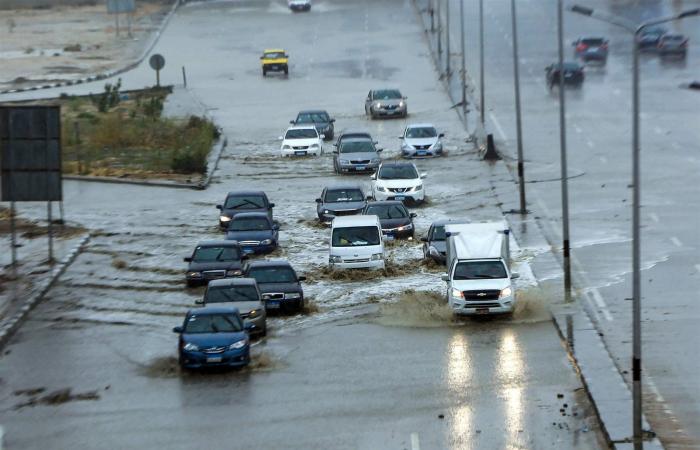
left=199, top=278, right=266, bottom=336
left=658, top=34, right=688, bottom=58
left=173, top=306, right=252, bottom=369
left=333, top=136, right=382, bottom=174
left=225, top=212, right=279, bottom=254
left=421, top=219, right=468, bottom=264
left=217, top=190, right=274, bottom=229
left=370, top=161, right=426, bottom=205
left=184, top=240, right=247, bottom=287
left=546, top=62, right=584, bottom=88
left=244, top=260, right=306, bottom=312
left=400, top=123, right=444, bottom=158
left=362, top=200, right=416, bottom=239
left=316, top=184, right=367, bottom=223
left=364, top=89, right=407, bottom=119
left=636, top=26, right=667, bottom=51
left=573, top=37, right=608, bottom=63
left=291, top=110, right=334, bottom=140
left=280, top=125, right=324, bottom=156
left=288, top=0, right=311, bottom=12
left=260, top=49, right=288, bottom=76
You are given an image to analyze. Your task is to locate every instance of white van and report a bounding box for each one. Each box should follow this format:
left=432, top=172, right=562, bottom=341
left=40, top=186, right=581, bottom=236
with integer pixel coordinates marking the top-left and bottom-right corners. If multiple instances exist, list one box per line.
left=441, top=222, right=519, bottom=315
left=329, top=215, right=385, bottom=270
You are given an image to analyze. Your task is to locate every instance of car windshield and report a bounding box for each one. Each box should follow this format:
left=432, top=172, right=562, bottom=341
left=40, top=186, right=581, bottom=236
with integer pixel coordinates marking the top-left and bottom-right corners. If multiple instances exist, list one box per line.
left=247, top=267, right=297, bottom=283
left=431, top=225, right=446, bottom=241
left=365, top=204, right=407, bottom=219
left=340, top=141, right=375, bottom=154
left=324, top=189, right=364, bottom=202
left=373, top=89, right=402, bottom=100
left=406, top=127, right=437, bottom=138
left=228, top=217, right=270, bottom=231
left=286, top=128, right=318, bottom=139
left=296, top=112, right=329, bottom=123
left=205, top=285, right=259, bottom=303
left=264, top=52, right=285, bottom=59
left=332, top=226, right=380, bottom=247
left=663, top=35, right=684, bottom=42
left=184, top=313, right=243, bottom=333
left=453, top=261, right=507, bottom=280
left=378, top=165, right=418, bottom=180
left=224, top=195, right=266, bottom=210
left=192, top=246, right=240, bottom=262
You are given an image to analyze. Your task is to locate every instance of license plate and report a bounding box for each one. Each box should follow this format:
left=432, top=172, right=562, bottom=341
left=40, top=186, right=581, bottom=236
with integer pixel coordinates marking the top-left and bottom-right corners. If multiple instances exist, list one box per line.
left=417, top=151, right=426, bottom=156
left=206, top=356, right=222, bottom=363
left=243, top=248, right=254, bottom=254
left=355, top=165, right=366, bottom=171
left=266, top=300, right=280, bottom=309
left=385, top=234, right=395, bottom=241
left=475, top=308, right=490, bottom=315
left=395, top=196, right=405, bottom=201
left=295, top=151, right=307, bottom=156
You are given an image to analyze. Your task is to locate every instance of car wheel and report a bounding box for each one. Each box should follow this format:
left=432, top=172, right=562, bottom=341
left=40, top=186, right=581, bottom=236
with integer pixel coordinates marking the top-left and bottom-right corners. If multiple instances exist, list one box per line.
left=262, top=68, right=267, bottom=76
left=299, top=298, right=305, bottom=313
left=186, top=280, right=196, bottom=288
left=284, top=67, right=289, bottom=75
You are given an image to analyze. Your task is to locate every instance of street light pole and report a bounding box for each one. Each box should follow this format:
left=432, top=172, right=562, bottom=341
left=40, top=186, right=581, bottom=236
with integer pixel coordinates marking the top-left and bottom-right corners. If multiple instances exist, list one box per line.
left=445, top=0, right=451, bottom=77
left=568, top=5, right=699, bottom=449
left=478, top=0, right=485, bottom=126
left=557, top=0, right=572, bottom=300
left=437, top=0, right=443, bottom=66
left=511, top=0, right=526, bottom=214
left=459, top=0, right=467, bottom=118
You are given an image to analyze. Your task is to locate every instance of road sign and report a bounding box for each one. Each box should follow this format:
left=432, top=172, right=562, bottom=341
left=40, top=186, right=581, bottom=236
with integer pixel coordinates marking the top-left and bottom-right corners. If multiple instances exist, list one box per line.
left=149, top=54, right=166, bottom=87
left=107, top=0, right=135, bottom=14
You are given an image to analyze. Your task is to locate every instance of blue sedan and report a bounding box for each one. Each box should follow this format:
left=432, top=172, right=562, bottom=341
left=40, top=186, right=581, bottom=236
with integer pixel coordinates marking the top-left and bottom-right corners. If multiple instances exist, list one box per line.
left=173, top=306, right=252, bottom=369
left=225, top=212, right=279, bottom=255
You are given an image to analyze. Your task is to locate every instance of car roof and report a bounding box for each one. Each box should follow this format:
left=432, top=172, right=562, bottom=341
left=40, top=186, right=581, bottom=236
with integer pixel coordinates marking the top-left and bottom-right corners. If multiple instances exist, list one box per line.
left=365, top=200, right=406, bottom=207
left=195, top=240, right=241, bottom=248
left=264, top=48, right=285, bottom=53
left=371, top=88, right=401, bottom=92
left=187, top=306, right=240, bottom=316
left=325, top=183, right=364, bottom=191
left=332, top=215, right=380, bottom=227
left=246, top=259, right=294, bottom=269
left=380, top=160, right=416, bottom=167
left=287, top=125, right=318, bottom=131
left=298, top=110, right=329, bottom=115
left=338, top=129, right=371, bottom=136
left=231, top=212, right=270, bottom=219
left=580, top=37, right=605, bottom=41
left=226, top=190, right=267, bottom=197
left=406, top=123, right=436, bottom=129
left=340, top=136, right=373, bottom=143
left=207, top=277, right=258, bottom=288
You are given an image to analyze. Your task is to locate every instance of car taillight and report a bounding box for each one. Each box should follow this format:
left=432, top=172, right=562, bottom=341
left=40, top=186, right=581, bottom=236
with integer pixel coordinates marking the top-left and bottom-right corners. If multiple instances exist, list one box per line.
left=576, top=43, right=588, bottom=52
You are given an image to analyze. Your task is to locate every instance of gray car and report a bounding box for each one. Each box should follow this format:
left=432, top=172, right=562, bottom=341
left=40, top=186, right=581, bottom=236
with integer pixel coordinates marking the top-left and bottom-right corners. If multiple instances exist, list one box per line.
left=421, top=219, right=468, bottom=264
left=365, top=89, right=407, bottom=119
left=333, top=136, right=382, bottom=173
left=658, top=34, right=688, bottom=58
left=316, top=184, right=367, bottom=223
left=198, top=278, right=267, bottom=336
left=400, top=123, right=444, bottom=158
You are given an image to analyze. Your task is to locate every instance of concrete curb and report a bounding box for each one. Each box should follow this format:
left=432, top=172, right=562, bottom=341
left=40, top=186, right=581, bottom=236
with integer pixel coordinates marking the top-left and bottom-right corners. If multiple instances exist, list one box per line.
left=0, top=0, right=181, bottom=96
left=0, top=233, right=90, bottom=350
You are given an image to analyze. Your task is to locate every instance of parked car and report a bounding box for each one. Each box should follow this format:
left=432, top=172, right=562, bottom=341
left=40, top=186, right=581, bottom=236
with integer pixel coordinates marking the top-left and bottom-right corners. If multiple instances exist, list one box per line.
left=658, top=34, right=688, bottom=58
left=280, top=125, right=324, bottom=156
left=316, top=183, right=367, bottom=223
left=362, top=200, right=416, bottom=239
left=572, top=37, right=608, bottom=63
left=329, top=215, right=385, bottom=270
left=370, top=161, right=426, bottom=205
left=636, top=26, right=667, bottom=51
left=364, top=89, right=407, bottom=119
left=288, top=0, right=311, bottom=12
left=244, top=260, right=306, bottom=312
left=173, top=306, right=252, bottom=369
left=421, top=219, right=468, bottom=264
left=333, top=135, right=382, bottom=174
left=291, top=110, right=334, bottom=140
left=400, top=123, right=444, bottom=158
left=198, top=278, right=266, bottom=336
left=184, top=240, right=247, bottom=287
left=225, top=212, right=279, bottom=254
left=260, top=49, right=288, bottom=76
left=217, top=190, right=274, bottom=229
left=546, top=62, right=584, bottom=88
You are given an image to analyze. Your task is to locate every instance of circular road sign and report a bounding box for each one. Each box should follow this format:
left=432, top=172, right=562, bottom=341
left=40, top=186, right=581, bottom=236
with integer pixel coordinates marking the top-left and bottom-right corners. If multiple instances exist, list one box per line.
left=149, top=54, right=165, bottom=71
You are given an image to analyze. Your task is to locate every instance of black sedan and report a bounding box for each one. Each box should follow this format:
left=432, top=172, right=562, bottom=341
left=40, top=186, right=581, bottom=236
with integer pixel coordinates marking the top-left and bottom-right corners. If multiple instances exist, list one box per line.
left=244, top=259, right=306, bottom=313
left=316, top=184, right=367, bottom=223
left=217, top=190, right=274, bottom=229
left=291, top=110, right=335, bottom=140
left=362, top=200, right=416, bottom=239
left=546, top=62, right=584, bottom=88
left=184, top=240, right=247, bottom=287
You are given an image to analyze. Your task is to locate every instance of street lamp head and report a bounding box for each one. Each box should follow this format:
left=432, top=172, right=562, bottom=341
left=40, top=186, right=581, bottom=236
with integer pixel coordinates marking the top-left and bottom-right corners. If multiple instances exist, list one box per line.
left=678, top=8, right=700, bottom=19
left=569, top=4, right=593, bottom=16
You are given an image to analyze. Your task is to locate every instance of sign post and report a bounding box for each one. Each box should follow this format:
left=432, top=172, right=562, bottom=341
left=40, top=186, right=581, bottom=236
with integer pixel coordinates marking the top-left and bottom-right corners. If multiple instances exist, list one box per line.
left=149, top=54, right=166, bottom=87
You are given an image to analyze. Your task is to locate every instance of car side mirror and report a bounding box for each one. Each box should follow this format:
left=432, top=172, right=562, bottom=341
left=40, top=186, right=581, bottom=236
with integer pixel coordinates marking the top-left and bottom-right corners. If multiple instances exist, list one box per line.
left=320, top=134, right=325, bottom=139
left=410, top=213, right=417, bottom=218
left=195, top=298, right=204, bottom=305
left=315, top=198, right=322, bottom=203
left=398, top=136, right=404, bottom=139
left=370, top=174, right=376, bottom=180
left=403, top=96, right=408, bottom=100
left=278, top=136, right=284, bottom=140
left=272, top=224, right=280, bottom=230
left=366, top=195, right=373, bottom=201
left=438, top=133, right=445, bottom=138
left=333, top=150, right=339, bottom=154
left=290, top=120, right=296, bottom=124
left=269, top=203, right=275, bottom=208
left=241, top=254, right=249, bottom=260
left=440, top=273, right=449, bottom=282
left=184, top=257, right=192, bottom=262
left=377, top=148, right=384, bottom=152
left=420, top=236, right=428, bottom=242
left=259, top=56, right=264, bottom=60
left=511, top=272, right=520, bottom=279
left=330, top=118, right=336, bottom=123
left=420, top=173, right=427, bottom=179
left=216, top=204, right=222, bottom=210
left=373, top=141, right=379, bottom=145
left=298, top=276, right=307, bottom=282
left=172, top=326, right=183, bottom=333
left=244, top=322, right=255, bottom=331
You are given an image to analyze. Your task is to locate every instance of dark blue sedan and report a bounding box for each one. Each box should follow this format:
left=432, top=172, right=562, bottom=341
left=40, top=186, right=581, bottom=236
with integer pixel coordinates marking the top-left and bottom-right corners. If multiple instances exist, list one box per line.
left=173, top=306, right=252, bottom=369
left=225, top=212, right=279, bottom=255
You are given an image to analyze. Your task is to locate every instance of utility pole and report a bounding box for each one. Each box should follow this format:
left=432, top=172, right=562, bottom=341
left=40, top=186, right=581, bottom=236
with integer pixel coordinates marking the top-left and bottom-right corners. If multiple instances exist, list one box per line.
left=511, top=0, right=526, bottom=214
left=459, top=0, right=467, bottom=119
left=557, top=0, right=572, bottom=301
left=445, top=0, right=451, bottom=77
left=437, top=0, right=443, bottom=65
left=478, top=0, right=485, bottom=126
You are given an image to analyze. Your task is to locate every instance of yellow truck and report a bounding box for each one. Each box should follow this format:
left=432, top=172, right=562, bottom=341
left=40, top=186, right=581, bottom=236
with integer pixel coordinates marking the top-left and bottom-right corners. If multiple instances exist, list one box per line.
left=260, top=49, right=289, bottom=77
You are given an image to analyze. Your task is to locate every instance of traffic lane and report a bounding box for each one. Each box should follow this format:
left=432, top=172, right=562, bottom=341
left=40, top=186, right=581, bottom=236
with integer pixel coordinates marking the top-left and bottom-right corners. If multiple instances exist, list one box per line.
left=0, top=314, right=605, bottom=450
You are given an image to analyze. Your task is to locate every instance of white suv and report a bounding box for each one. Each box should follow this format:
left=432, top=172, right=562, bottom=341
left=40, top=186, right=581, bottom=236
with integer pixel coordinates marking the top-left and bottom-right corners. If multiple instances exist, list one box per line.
left=370, top=161, right=426, bottom=204
left=279, top=125, right=324, bottom=157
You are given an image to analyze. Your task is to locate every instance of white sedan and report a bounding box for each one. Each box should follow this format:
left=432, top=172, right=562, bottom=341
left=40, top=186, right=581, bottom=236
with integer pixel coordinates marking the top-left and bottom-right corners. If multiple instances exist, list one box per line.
left=279, top=125, right=324, bottom=157
left=370, top=161, right=426, bottom=205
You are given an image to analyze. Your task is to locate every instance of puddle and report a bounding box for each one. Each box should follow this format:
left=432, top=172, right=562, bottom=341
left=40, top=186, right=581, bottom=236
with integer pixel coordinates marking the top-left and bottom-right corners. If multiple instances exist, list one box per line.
left=14, top=387, right=100, bottom=409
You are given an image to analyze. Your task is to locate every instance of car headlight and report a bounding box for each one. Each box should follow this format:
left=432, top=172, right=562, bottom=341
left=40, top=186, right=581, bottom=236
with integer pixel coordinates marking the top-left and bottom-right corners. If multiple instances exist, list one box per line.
left=186, top=271, right=202, bottom=278
left=226, top=269, right=242, bottom=277
left=282, top=145, right=291, bottom=149
left=229, top=339, right=248, bottom=350
left=339, top=159, right=350, bottom=164
left=260, top=239, right=273, bottom=245
left=183, top=342, right=199, bottom=351
left=374, top=102, right=382, bottom=108
left=499, top=287, right=513, bottom=298
left=397, top=223, right=413, bottom=231
left=411, top=184, right=423, bottom=192
left=432, top=142, right=443, bottom=150
left=248, top=309, right=261, bottom=318
left=323, top=209, right=331, bottom=214
left=399, top=101, right=405, bottom=107
left=450, top=288, right=464, bottom=299
left=284, top=292, right=301, bottom=299
left=402, top=143, right=413, bottom=150
left=371, top=253, right=383, bottom=261
left=311, top=143, right=320, bottom=148
left=329, top=255, right=342, bottom=263
left=219, top=215, right=231, bottom=222
left=376, top=186, right=386, bottom=192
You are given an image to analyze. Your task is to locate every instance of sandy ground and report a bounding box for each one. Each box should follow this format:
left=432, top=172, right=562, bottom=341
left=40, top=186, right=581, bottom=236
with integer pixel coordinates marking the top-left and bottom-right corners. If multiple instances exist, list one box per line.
left=0, top=1, right=172, bottom=89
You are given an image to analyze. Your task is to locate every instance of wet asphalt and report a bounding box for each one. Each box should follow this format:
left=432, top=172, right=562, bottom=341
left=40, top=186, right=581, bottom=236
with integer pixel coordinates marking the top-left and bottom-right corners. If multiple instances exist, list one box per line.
left=0, top=1, right=612, bottom=448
